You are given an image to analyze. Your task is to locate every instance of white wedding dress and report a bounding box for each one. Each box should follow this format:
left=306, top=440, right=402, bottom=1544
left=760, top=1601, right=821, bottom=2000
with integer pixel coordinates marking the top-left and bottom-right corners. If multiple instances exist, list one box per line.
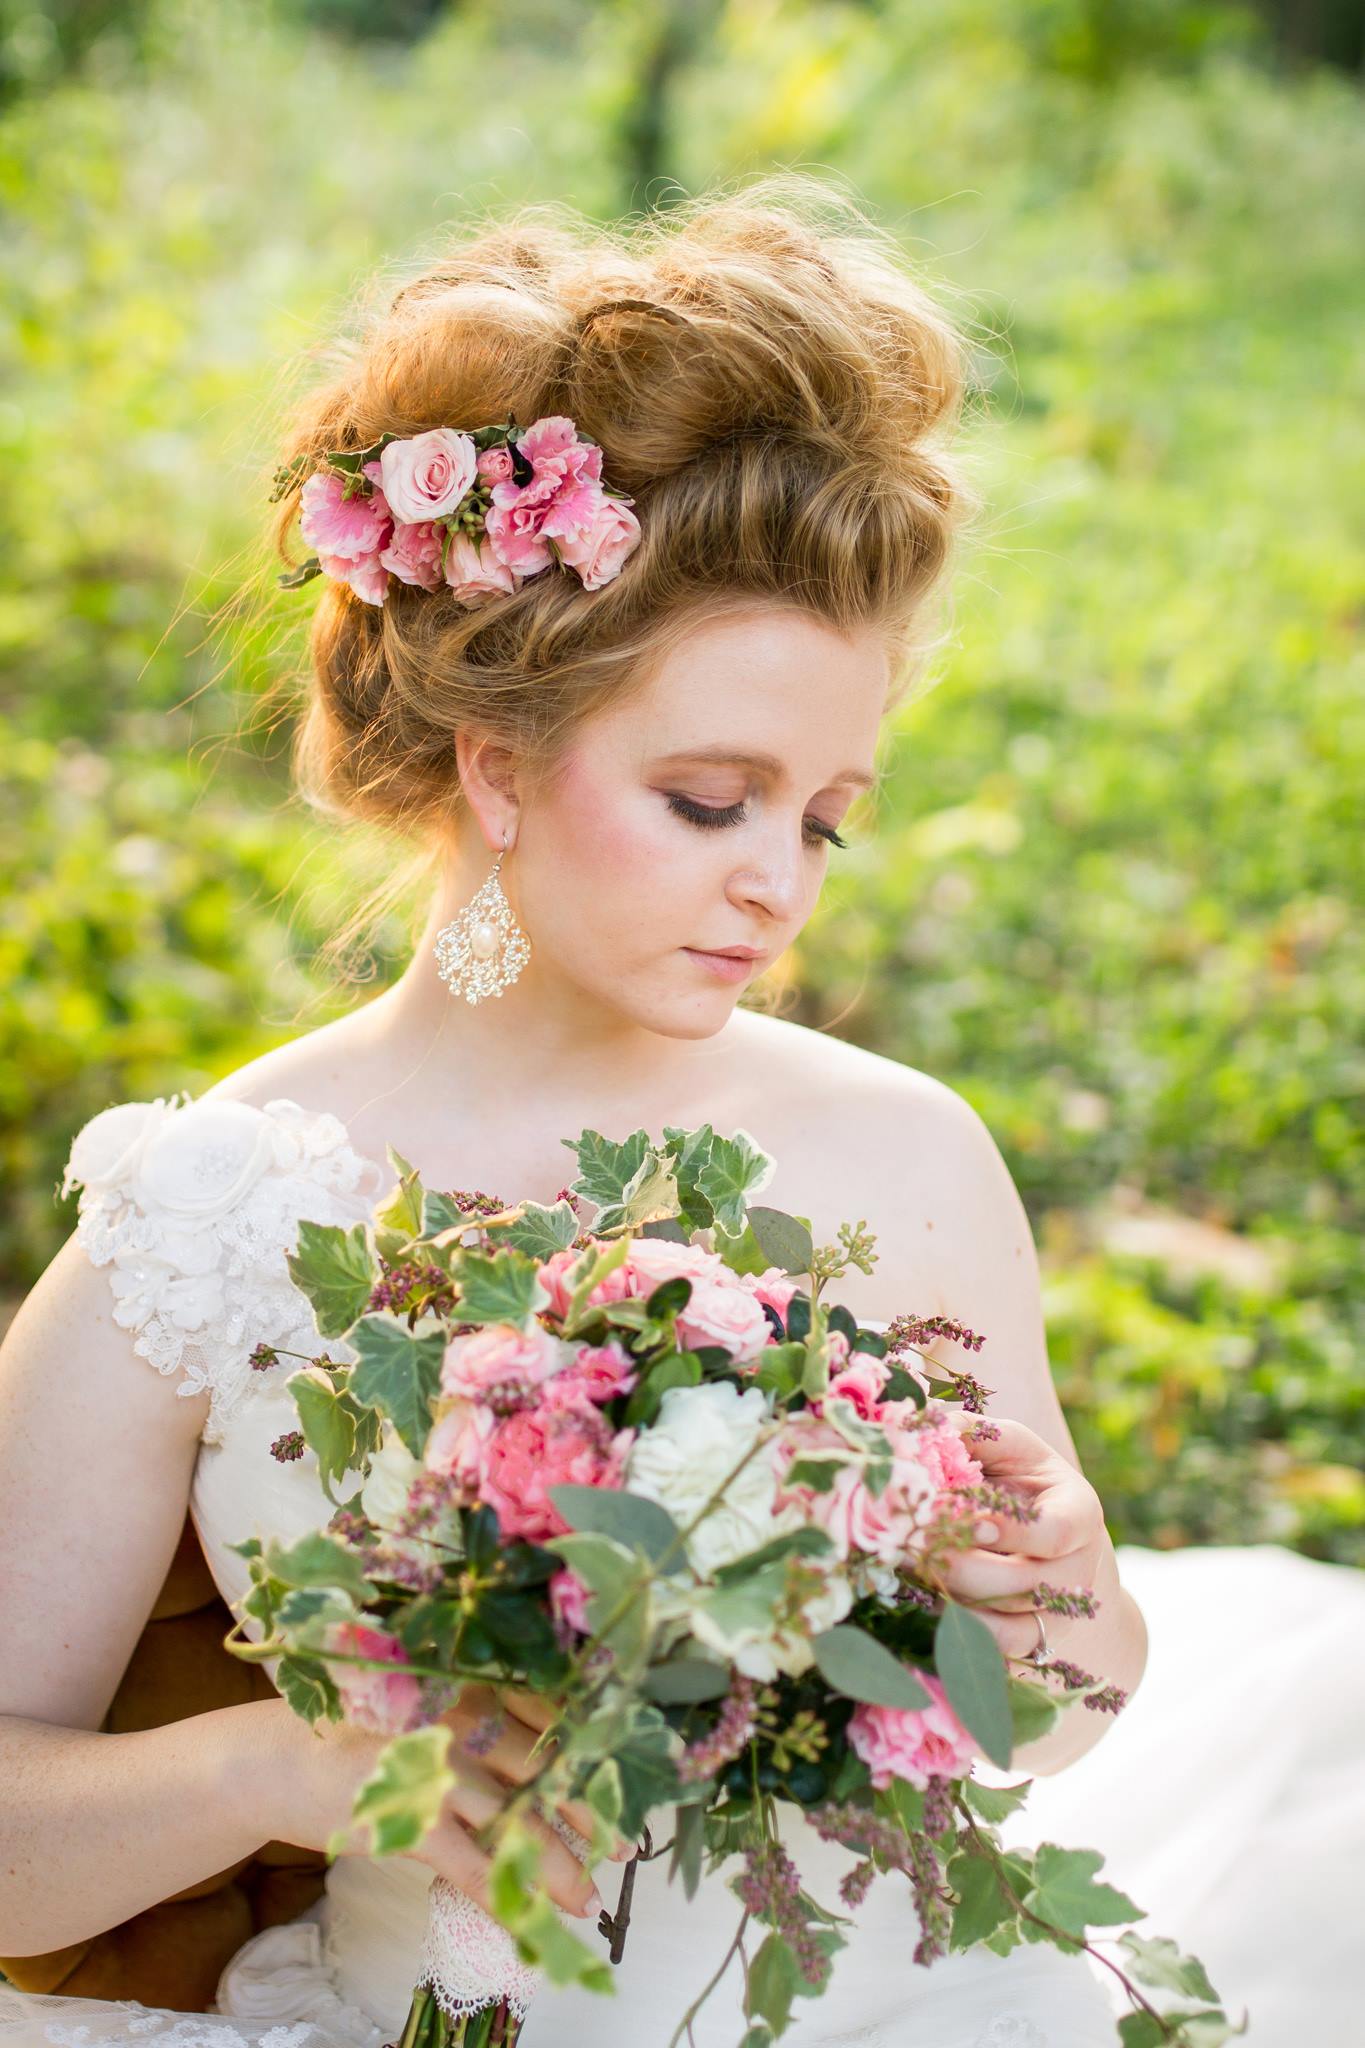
left=2, top=1092, right=1361, bottom=2048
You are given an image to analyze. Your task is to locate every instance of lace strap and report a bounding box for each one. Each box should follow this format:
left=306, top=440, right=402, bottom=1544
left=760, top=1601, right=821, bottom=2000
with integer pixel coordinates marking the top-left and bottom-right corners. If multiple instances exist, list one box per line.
left=60, top=1092, right=385, bottom=1446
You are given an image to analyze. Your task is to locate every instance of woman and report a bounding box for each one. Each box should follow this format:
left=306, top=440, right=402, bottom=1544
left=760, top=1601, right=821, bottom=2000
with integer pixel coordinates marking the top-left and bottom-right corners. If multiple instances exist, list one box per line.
left=0, top=180, right=1355, bottom=2047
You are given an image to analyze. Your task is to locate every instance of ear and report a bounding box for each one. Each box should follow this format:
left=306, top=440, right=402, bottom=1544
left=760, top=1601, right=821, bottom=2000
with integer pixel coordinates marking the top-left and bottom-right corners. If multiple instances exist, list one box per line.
left=454, top=728, right=522, bottom=849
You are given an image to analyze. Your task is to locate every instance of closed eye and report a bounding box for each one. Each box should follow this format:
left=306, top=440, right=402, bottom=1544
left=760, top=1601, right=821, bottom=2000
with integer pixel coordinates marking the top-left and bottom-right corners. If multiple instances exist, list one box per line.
left=664, top=792, right=849, bottom=849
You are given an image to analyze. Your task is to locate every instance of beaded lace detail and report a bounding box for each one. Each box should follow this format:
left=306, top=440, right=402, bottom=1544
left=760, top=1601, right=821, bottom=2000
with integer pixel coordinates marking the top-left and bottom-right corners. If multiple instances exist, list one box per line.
left=59, top=1092, right=387, bottom=1446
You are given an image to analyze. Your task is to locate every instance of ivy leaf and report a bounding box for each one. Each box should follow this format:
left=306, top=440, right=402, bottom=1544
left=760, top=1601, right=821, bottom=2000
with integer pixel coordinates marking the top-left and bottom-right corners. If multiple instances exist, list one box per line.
left=484, top=1199, right=582, bottom=1259
left=331, top=1724, right=456, bottom=1858
left=934, top=1601, right=1013, bottom=1768
left=451, top=1247, right=549, bottom=1327
left=699, top=1129, right=777, bottom=1239
left=947, top=1846, right=1018, bottom=1950
left=375, top=1150, right=424, bottom=1241
left=561, top=1127, right=652, bottom=1209
left=347, top=1315, right=446, bottom=1456
left=963, top=1776, right=1034, bottom=1824
left=286, top=1218, right=376, bottom=1337
left=812, top=1625, right=933, bottom=1709
left=286, top=1366, right=358, bottom=1494
left=263, top=1529, right=369, bottom=1601
left=275, top=1652, right=342, bottom=1725
left=1115, top=1931, right=1220, bottom=2003
left=1024, top=1842, right=1144, bottom=1938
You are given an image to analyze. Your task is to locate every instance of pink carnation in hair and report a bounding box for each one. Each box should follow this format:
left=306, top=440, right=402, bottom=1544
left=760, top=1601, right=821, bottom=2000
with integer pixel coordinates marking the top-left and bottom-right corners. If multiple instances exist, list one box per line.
left=491, top=415, right=603, bottom=512
left=847, top=1674, right=978, bottom=1790
left=323, top=1620, right=425, bottom=1737
left=300, top=468, right=392, bottom=562
left=318, top=548, right=391, bottom=606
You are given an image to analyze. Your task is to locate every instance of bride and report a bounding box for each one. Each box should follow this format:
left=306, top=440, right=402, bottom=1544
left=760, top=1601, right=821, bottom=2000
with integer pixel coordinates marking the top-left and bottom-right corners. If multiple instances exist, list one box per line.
left=0, top=180, right=1358, bottom=2048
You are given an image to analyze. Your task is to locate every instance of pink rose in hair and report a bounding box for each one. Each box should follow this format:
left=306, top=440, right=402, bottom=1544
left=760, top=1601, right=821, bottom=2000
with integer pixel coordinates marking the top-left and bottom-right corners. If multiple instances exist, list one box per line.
left=323, top=1619, right=425, bottom=1737
left=538, top=1242, right=635, bottom=1320
left=475, top=1401, right=633, bottom=1545
left=381, top=519, right=445, bottom=592
left=379, top=428, right=478, bottom=524
left=476, top=445, right=515, bottom=484
left=441, top=1321, right=565, bottom=1401
left=299, top=469, right=392, bottom=561
left=548, top=487, right=641, bottom=590
left=847, top=1675, right=978, bottom=1790
left=444, top=532, right=520, bottom=603
left=483, top=497, right=556, bottom=578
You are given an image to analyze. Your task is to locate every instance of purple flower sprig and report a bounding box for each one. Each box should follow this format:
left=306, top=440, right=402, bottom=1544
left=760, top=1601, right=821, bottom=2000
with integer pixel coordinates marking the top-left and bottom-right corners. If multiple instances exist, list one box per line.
left=734, top=1840, right=831, bottom=1991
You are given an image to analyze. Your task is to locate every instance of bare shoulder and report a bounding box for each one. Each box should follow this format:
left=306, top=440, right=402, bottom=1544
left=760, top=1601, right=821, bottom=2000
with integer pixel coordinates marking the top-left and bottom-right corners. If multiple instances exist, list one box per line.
left=196, top=1006, right=382, bottom=1118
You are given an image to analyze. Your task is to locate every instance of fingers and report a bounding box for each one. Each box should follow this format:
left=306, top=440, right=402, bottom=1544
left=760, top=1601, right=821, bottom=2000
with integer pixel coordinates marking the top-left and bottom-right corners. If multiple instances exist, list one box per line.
left=446, top=1757, right=600, bottom=1919
left=447, top=1693, right=629, bottom=1859
left=502, top=1688, right=558, bottom=1734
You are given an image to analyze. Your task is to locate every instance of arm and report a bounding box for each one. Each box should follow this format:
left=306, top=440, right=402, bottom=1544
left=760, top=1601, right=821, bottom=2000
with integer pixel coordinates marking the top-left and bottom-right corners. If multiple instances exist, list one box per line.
left=0, top=1226, right=268, bottom=1953
left=878, top=1074, right=1150, bottom=1777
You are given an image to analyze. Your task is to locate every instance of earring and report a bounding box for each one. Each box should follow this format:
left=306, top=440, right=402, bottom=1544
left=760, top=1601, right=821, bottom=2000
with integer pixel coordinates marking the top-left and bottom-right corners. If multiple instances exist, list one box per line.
left=432, top=832, right=531, bottom=1005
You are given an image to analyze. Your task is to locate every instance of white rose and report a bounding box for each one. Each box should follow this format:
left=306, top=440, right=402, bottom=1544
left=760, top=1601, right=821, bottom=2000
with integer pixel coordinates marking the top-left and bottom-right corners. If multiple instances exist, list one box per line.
left=62, top=1098, right=179, bottom=1198
left=130, top=1100, right=280, bottom=1222
left=625, top=1381, right=800, bottom=1578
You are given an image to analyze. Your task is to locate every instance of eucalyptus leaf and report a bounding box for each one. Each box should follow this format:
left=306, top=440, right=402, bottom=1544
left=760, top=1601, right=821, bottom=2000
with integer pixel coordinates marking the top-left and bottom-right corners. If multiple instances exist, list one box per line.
left=811, top=1626, right=932, bottom=1709
left=548, top=1484, right=685, bottom=1573
left=748, top=1204, right=815, bottom=1275
left=935, top=1601, right=1014, bottom=1769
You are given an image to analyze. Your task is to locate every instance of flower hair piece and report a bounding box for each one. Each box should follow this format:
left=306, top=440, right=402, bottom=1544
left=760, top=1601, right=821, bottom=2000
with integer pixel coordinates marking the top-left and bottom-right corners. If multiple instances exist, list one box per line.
left=272, top=413, right=641, bottom=609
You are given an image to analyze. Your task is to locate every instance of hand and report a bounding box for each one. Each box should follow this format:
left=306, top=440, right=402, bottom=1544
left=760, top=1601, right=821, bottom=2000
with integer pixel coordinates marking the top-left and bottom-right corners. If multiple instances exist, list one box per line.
left=252, top=1684, right=622, bottom=1922
left=933, top=1412, right=1111, bottom=1668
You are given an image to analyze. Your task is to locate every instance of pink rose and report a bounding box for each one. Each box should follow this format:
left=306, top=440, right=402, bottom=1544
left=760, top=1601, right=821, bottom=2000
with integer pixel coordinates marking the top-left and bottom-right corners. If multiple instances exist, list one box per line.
left=476, top=446, right=515, bottom=484
left=482, top=497, right=556, bottom=578
left=299, top=468, right=392, bottom=561
left=676, top=1278, right=773, bottom=1366
left=441, top=1322, right=565, bottom=1401
left=474, top=1401, right=633, bottom=1545
left=423, top=1399, right=487, bottom=1493
left=444, top=532, right=520, bottom=604
left=542, top=1339, right=637, bottom=1407
left=773, top=1417, right=939, bottom=1565
left=847, top=1675, right=979, bottom=1790
left=546, top=486, right=641, bottom=590
left=381, top=519, right=445, bottom=592
left=379, top=429, right=478, bottom=524
left=549, top=1566, right=590, bottom=1636
left=538, top=1243, right=635, bottom=1320
left=623, top=1238, right=727, bottom=1296
left=323, top=1620, right=425, bottom=1737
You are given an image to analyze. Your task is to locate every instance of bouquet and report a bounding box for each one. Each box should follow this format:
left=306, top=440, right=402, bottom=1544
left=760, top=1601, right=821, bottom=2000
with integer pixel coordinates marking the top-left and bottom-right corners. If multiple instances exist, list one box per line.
left=225, top=1122, right=1245, bottom=2048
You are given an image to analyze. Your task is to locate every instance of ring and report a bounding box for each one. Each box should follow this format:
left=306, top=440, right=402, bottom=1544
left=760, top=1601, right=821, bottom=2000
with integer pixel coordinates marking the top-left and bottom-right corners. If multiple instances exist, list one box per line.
left=1023, top=1608, right=1053, bottom=1669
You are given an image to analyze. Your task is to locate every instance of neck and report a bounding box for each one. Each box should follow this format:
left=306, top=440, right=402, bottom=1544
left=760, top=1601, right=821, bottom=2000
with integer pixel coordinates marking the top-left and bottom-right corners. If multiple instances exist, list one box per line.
left=351, top=858, right=744, bottom=1129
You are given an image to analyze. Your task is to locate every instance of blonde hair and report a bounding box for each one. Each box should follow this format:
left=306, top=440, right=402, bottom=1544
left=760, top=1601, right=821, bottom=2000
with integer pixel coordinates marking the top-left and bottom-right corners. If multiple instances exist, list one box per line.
left=253, top=172, right=984, bottom=991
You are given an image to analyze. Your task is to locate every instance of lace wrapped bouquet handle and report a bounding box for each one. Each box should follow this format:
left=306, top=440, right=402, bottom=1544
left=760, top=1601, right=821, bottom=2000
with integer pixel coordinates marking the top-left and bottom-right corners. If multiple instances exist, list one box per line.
left=225, top=1123, right=1244, bottom=2048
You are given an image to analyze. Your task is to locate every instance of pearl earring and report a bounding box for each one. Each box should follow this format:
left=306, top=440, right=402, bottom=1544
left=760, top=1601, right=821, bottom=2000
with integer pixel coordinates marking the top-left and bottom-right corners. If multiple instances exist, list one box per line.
left=432, top=833, right=531, bottom=1004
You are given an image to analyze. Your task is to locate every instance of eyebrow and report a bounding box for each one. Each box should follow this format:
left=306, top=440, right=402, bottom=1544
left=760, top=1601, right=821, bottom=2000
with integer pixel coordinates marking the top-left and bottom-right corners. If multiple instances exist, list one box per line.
left=651, top=746, right=877, bottom=792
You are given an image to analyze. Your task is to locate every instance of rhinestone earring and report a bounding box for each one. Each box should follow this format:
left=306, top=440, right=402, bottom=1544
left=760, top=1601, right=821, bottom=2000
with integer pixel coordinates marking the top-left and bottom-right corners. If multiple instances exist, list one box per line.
left=432, top=831, right=531, bottom=1004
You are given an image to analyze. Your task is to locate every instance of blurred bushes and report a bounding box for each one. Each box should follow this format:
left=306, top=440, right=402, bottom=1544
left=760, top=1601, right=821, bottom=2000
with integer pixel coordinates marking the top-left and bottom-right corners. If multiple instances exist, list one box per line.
left=1, top=0, right=1360, bottom=1561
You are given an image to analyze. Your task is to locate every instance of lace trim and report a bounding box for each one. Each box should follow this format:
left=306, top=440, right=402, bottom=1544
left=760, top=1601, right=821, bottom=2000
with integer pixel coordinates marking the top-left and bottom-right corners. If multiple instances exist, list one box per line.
left=61, top=1093, right=386, bottom=1446
left=415, top=1815, right=589, bottom=2025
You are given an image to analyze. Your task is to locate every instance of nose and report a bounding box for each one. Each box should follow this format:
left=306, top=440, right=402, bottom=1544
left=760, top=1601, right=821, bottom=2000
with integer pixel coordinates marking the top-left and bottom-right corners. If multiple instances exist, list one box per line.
left=724, top=821, right=810, bottom=925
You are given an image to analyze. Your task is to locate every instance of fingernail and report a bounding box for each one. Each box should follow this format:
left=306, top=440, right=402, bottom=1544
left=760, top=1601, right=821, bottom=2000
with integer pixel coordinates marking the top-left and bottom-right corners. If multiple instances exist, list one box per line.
left=975, top=1520, right=1000, bottom=1544
left=587, top=1884, right=604, bottom=1916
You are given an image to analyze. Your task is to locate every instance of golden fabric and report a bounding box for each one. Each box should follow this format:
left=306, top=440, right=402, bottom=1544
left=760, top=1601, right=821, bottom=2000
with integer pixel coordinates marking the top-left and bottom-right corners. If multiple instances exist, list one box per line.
left=0, top=1515, right=327, bottom=2011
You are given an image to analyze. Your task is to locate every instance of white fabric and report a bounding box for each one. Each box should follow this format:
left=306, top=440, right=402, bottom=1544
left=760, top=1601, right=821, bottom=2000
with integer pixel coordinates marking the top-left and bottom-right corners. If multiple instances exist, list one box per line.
left=0, top=1091, right=1358, bottom=2045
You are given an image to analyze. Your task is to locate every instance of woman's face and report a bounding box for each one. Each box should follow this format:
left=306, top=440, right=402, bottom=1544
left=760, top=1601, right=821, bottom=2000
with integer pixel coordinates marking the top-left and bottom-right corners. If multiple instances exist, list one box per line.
left=508, top=603, right=889, bottom=1037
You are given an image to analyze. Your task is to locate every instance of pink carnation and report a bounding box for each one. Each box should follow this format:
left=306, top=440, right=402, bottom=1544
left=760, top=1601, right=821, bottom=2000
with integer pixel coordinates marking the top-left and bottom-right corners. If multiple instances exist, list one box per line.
left=299, top=468, right=392, bottom=562
left=318, top=548, right=392, bottom=606
left=483, top=415, right=616, bottom=583
left=474, top=1401, right=633, bottom=1545
left=912, top=1418, right=986, bottom=1498
left=847, top=1674, right=979, bottom=1790
left=323, top=1619, right=425, bottom=1737
left=441, top=1321, right=565, bottom=1401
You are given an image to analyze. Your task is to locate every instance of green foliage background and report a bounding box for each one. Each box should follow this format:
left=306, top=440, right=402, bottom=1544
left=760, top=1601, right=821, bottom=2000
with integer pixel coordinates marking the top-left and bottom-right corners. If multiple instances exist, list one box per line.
left=2, top=0, right=1360, bottom=1562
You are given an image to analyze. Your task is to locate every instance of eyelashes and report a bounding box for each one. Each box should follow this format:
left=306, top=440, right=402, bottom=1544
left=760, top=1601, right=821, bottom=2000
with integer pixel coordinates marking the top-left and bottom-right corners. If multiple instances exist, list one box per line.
left=664, top=792, right=849, bottom=850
